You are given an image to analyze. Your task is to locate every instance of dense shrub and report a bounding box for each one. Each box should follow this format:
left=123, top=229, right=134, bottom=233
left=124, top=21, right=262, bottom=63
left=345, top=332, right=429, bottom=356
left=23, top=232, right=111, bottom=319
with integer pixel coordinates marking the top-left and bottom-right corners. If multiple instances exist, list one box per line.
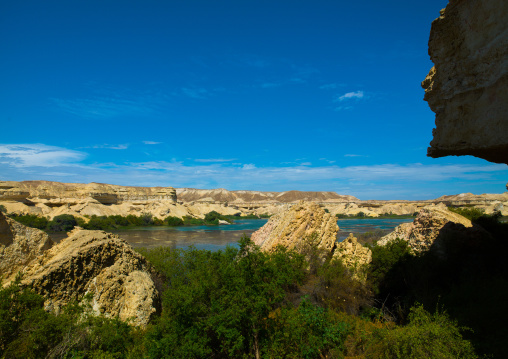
left=164, top=215, right=184, bottom=226
left=0, top=204, right=6, bottom=213
left=47, top=214, right=78, bottom=232
left=365, top=304, right=476, bottom=358
left=9, top=214, right=49, bottom=230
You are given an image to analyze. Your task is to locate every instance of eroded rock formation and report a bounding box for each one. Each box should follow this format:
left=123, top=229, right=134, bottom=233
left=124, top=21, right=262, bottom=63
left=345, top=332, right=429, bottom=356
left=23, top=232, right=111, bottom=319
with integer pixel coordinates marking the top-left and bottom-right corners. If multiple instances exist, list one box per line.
left=0, top=212, right=54, bottom=283
left=4, top=227, right=160, bottom=326
left=422, top=0, right=508, bottom=164
left=378, top=205, right=490, bottom=257
left=332, top=233, right=372, bottom=280
left=251, top=201, right=339, bottom=255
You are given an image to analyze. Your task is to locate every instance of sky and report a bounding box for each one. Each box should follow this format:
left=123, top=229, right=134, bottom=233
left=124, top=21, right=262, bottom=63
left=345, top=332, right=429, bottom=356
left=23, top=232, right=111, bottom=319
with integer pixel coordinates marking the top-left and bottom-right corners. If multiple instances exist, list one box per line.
left=1, top=0, right=507, bottom=200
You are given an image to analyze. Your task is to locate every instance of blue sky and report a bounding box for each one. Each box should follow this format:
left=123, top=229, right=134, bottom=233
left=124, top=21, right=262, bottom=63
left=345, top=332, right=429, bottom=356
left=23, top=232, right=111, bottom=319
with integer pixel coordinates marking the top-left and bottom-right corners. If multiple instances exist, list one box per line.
left=1, top=0, right=506, bottom=200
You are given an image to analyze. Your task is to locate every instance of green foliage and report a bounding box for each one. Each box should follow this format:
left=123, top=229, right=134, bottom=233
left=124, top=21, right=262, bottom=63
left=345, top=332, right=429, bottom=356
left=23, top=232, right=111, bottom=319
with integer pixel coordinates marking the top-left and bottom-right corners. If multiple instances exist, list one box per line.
left=204, top=210, right=232, bottom=225
left=0, top=204, right=6, bottom=213
left=182, top=215, right=205, bottom=226
left=367, top=238, right=413, bottom=296
left=163, top=215, right=184, bottom=226
left=142, top=237, right=307, bottom=358
left=47, top=214, right=78, bottom=232
left=365, top=304, right=476, bottom=358
left=448, top=206, right=486, bottom=221
left=9, top=214, right=49, bottom=230
left=266, top=299, right=349, bottom=358
left=0, top=275, right=142, bottom=358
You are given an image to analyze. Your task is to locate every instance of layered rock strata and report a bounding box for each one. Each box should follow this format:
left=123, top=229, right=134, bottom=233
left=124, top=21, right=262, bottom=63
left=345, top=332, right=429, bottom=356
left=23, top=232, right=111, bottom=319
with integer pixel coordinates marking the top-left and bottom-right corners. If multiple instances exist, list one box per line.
left=422, top=0, right=508, bottom=164
left=5, top=227, right=160, bottom=327
left=251, top=201, right=339, bottom=255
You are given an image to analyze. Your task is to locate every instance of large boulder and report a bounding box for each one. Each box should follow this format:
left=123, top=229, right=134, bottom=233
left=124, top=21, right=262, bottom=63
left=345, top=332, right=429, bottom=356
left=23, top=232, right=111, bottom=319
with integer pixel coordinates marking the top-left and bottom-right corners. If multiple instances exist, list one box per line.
left=422, top=0, right=508, bottom=164
left=378, top=205, right=490, bottom=257
left=15, top=228, right=160, bottom=326
left=0, top=212, right=54, bottom=283
left=250, top=201, right=339, bottom=255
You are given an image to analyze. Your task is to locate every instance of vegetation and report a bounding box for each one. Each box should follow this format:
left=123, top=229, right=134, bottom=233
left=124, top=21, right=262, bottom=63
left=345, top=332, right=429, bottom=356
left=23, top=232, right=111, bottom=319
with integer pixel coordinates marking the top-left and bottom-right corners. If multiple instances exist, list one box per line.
left=0, top=204, right=6, bottom=213
left=7, top=210, right=242, bottom=233
left=0, top=236, right=481, bottom=358
left=4, top=208, right=507, bottom=357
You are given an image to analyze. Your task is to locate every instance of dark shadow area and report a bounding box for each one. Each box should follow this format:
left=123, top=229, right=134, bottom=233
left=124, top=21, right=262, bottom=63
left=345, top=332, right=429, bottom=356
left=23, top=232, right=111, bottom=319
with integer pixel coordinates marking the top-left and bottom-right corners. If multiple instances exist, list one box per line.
left=370, top=214, right=508, bottom=358
left=0, top=213, right=14, bottom=246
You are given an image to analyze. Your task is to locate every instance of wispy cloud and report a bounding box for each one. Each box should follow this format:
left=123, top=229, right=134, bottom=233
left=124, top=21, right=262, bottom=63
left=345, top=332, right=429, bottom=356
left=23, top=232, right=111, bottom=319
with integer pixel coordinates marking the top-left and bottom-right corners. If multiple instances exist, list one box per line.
left=84, top=144, right=129, bottom=150
left=143, top=141, right=162, bottom=145
left=194, top=158, right=236, bottom=163
left=0, top=144, right=86, bottom=168
left=344, top=154, right=368, bottom=158
left=336, top=91, right=364, bottom=102
left=1, top=144, right=506, bottom=200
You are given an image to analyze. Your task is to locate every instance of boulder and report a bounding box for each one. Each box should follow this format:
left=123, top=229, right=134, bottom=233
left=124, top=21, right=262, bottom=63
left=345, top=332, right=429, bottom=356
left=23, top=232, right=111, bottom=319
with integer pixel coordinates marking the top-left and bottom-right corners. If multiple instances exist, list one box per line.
left=0, top=212, right=54, bottom=283
left=378, top=205, right=490, bottom=257
left=251, top=201, right=338, bottom=255
left=16, top=228, right=160, bottom=326
left=422, top=0, right=508, bottom=164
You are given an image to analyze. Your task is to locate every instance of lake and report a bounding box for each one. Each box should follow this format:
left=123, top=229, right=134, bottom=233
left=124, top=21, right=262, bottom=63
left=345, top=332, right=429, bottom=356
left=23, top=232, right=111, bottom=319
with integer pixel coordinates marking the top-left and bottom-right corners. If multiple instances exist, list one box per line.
left=109, top=218, right=414, bottom=251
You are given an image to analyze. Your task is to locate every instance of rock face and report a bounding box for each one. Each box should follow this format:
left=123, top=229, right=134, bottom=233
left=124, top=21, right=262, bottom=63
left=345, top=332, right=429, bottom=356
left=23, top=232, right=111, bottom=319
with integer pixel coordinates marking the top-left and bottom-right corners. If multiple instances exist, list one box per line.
left=378, top=205, right=489, bottom=256
left=422, top=0, right=508, bottom=164
left=332, top=233, right=372, bottom=278
left=0, top=212, right=54, bottom=282
left=14, top=228, right=160, bottom=327
left=251, top=201, right=339, bottom=255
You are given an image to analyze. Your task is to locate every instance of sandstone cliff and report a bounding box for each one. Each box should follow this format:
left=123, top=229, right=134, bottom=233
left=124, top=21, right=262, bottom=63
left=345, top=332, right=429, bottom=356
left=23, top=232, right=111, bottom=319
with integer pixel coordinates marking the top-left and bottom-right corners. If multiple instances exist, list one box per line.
left=378, top=205, right=490, bottom=257
left=422, top=0, right=508, bottom=164
left=0, top=212, right=54, bottom=283
left=4, top=227, right=161, bottom=327
left=250, top=201, right=338, bottom=255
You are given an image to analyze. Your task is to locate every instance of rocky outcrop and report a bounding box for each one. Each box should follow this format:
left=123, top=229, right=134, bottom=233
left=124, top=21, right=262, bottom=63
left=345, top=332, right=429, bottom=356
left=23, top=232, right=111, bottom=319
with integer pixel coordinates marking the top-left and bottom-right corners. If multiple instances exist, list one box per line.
left=251, top=201, right=339, bottom=255
left=332, top=233, right=372, bottom=280
left=12, top=228, right=160, bottom=327
left=422, top=0, right=508, bottom=164
left=378, top=205, right=490, bottom=256
left=0, top=212, right=54, bottom=282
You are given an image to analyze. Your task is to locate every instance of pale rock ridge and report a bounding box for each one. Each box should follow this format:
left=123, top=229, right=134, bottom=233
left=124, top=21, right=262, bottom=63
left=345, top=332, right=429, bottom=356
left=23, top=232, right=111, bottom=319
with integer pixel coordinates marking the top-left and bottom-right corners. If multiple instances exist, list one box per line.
left=0, top=212, right=54, bottom=283
left=332, top=233, right=372, bottom=280
left=378, top=205, right=490, bottom=256
left=423, top=0, right=508, bottom=164
left=251, top=201, right=339, bottom=254
left=16, top=228, right=160, bottom=326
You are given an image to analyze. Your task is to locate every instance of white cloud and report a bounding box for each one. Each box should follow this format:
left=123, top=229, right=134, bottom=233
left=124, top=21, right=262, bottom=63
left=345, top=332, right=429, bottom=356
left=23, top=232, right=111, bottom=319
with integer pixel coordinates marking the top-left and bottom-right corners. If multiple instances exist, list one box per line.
left=344, top=154, right=367, bottom=157
left=143, top=141, right=162, bottom=145
left=0, top=144, right=86, bottom=168
left=194, top=158, right=236, bottom=163
left=0, top=143, right=507, bottom=200
left=86, top=144, right=129, bottom=150
left=336, top=91, right=364, bottom=102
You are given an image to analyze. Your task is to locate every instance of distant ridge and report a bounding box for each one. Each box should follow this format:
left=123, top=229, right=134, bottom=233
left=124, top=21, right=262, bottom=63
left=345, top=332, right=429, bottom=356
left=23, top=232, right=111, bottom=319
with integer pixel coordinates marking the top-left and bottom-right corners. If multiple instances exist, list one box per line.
left=175, top=188, right=359, bottom=203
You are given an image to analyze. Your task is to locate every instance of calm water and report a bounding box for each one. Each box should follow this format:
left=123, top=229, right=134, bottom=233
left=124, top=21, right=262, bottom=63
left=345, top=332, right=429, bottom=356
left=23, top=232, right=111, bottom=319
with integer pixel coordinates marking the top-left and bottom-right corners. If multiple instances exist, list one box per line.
left=107, top=218, right=414, bottom=251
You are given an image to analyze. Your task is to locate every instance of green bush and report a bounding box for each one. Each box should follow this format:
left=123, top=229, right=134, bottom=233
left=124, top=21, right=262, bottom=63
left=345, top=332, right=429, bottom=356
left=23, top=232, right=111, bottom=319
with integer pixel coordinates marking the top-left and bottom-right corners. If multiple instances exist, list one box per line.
left=365, top=304, right=476, bottom=358
left=47, top=214, right=78, bottom=232
left=0, top=204, right=6, bottom=213
left=9, top=214, right=49, bottom=230
left=164, top=216, right=184, bottom=226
